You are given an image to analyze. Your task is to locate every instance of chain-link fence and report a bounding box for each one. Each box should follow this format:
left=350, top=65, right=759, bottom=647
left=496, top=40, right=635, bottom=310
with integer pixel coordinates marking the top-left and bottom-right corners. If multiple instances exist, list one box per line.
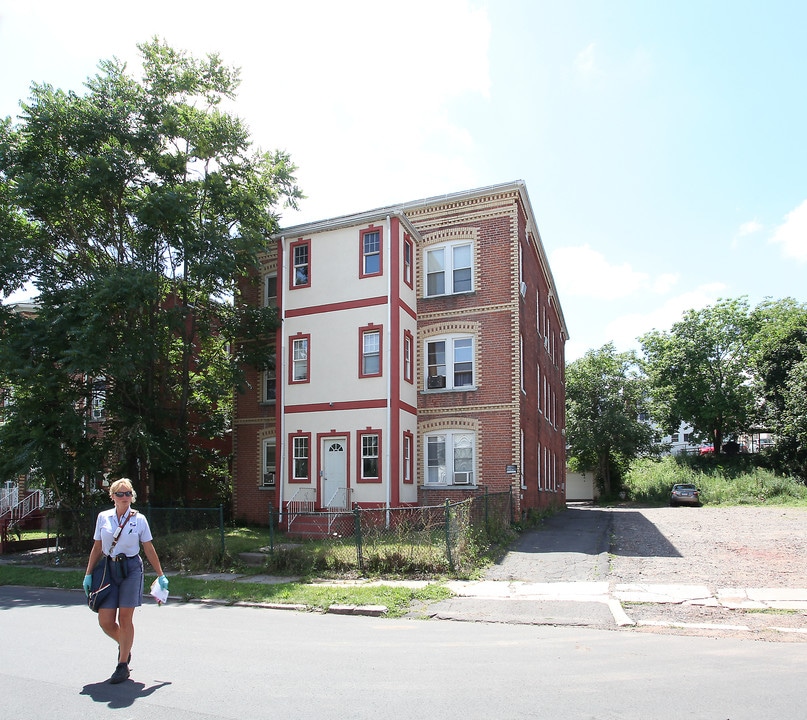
left=265, top=489, right=514, bottom=577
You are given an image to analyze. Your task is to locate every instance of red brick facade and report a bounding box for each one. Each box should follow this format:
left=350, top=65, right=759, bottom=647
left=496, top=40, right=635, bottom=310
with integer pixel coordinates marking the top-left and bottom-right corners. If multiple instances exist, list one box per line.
left=233, top=182, right=568, bottom=524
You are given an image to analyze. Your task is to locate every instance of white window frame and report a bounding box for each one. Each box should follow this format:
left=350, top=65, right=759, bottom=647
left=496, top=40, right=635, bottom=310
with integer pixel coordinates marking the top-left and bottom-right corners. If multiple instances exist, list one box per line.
left=262, top=438, right=276, bottom=487
left=424, top=241, right=473, bottom=297
left=425, top=335, right=475, bottom=391
left=424, top=431, right=475, bottom=486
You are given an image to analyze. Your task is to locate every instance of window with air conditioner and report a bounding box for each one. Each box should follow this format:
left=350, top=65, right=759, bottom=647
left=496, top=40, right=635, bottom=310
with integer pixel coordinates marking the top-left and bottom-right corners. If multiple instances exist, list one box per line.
left=425, top=336, right=474, bottom=391
left=425, top=431, right=475, bottom=487
left=262, top=438, right=276, bottom=487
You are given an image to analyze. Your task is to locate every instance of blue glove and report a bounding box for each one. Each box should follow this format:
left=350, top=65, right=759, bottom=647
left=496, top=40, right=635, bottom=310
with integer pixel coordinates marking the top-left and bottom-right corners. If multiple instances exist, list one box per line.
left=83, top=575, right=93, bottom=596
left=157, top=575, right=169, bottom=591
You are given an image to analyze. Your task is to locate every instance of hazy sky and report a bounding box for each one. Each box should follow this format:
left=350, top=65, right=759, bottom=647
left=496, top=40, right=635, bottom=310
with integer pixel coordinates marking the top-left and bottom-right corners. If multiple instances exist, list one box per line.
left=2, top=0, right=805, bottom=360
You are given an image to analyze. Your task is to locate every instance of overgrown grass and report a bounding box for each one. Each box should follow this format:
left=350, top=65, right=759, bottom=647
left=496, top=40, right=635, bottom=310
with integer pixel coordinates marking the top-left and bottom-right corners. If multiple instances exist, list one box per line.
left=0, top=565, right=452, bottom=617
left=623, top=455, right=807, bottom=506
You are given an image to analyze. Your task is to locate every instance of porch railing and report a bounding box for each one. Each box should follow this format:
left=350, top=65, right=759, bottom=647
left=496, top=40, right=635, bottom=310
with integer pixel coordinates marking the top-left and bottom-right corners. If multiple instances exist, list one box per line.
left=286, top=486, right=316, bottom=530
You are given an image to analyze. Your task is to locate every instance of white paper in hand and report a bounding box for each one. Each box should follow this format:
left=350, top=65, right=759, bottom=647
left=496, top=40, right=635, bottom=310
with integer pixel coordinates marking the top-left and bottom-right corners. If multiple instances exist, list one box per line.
left=150, top=578, right=169, bottom=605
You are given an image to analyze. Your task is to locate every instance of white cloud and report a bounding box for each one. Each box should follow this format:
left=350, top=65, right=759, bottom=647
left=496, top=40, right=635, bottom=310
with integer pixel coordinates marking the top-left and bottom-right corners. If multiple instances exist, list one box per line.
left=738, top=220, right=763, bottom=236
left=550, top=245, right=679, bottom=300
left=604, top=282, right=727, bottom=352
left=575, top=43, right=600, bottom=79
left=1, top=0, right=492, bottom=225
left=769, top=200, right=807, bottom=262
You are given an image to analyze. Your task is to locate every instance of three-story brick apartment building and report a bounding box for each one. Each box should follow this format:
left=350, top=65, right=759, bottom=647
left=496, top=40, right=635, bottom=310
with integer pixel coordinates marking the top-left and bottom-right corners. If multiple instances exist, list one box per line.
left=233, top=181, right=568, bottom=526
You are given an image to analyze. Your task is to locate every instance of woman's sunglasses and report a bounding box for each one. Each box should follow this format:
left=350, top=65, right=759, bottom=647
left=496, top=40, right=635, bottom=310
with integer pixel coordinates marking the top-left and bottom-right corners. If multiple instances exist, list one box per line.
left=114, top=491, right=133, bottom=497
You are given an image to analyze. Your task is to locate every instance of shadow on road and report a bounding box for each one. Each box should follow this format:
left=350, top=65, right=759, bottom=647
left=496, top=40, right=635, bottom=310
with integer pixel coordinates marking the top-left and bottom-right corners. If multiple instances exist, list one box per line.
left=80, top=679, right=172, bottom=709
left=609, top=509, right=682, bottom=558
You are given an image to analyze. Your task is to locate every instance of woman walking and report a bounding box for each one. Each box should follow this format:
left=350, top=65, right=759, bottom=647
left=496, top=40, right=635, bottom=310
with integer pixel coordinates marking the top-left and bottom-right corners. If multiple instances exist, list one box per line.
left=83, top=478, right=169, bottom=684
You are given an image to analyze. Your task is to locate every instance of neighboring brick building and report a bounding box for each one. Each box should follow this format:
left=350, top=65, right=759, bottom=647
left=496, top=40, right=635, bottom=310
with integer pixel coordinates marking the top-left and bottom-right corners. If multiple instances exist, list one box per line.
left=233, top=181, right=568, bottom=526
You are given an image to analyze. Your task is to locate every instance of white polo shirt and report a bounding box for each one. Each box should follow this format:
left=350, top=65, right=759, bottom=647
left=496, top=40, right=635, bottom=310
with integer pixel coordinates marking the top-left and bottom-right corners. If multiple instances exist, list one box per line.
left=94, top=508, right=154, bottom=558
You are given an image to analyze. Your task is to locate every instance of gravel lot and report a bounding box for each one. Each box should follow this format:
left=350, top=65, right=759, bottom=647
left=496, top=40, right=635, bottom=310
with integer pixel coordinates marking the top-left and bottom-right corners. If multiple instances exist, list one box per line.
left=609, top=505, right=807, bottom=589
left=608, top=505, right=807, bottom=639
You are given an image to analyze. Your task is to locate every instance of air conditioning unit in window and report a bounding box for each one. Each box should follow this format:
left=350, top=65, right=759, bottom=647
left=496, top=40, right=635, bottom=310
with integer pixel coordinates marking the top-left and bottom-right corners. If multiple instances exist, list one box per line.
left=453, top=472, right=473, bottom=485
left=427, top=375, right=446, bottom=389
left=263, top=472, right=275, bottom=486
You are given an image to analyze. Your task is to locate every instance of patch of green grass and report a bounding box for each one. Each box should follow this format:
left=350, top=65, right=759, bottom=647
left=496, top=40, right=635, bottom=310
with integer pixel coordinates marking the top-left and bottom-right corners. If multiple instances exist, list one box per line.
left=0, top=566, right=452, bottom=617
left=623, top=456, right=807, bottom=507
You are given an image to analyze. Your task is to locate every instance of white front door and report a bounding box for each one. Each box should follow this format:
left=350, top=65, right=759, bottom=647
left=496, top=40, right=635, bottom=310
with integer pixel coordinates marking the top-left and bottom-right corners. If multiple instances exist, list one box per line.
left=322, top=437, right=348, bottom=509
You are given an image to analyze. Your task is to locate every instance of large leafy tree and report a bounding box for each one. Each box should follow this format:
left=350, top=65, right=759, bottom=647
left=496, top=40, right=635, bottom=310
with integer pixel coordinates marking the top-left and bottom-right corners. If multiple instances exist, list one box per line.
left=566, top=343, right=656, bottom=496
left=749, top=298, right=807, bottom=479
left=0, top=39, right=301, bottom=506
left=640, top=298, right=755, bottom=454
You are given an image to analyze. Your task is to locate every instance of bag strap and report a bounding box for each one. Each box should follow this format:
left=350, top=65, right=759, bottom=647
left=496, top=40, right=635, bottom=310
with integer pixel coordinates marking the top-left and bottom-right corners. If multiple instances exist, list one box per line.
left=109, top=510, right=135, bottom=555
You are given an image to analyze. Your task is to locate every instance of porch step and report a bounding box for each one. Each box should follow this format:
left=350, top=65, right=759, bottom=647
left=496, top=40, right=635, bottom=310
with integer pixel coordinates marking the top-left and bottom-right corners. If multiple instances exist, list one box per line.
left=287, top=513, right=354, bottom=540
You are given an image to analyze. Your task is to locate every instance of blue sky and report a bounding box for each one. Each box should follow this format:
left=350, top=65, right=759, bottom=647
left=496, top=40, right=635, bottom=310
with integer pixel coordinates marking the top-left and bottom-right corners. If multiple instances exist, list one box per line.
left=2, top=0, right=805, bottom=361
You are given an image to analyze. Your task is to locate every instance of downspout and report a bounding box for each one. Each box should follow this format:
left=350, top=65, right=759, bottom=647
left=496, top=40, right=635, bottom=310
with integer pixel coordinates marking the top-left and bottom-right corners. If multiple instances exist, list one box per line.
left=278, top=236, right=287, bottom=524
left=385, top=215, right=392, bottom=528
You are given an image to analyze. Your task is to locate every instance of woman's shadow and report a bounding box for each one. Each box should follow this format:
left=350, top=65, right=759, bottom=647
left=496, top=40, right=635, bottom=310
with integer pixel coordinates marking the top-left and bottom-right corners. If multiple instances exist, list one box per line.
left=80, top=678, right=172, bottom=709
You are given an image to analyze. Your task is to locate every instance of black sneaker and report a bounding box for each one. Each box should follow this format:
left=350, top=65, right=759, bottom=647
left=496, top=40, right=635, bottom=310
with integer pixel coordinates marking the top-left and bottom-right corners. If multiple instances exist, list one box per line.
left=109, top=662, right=130, bottom=684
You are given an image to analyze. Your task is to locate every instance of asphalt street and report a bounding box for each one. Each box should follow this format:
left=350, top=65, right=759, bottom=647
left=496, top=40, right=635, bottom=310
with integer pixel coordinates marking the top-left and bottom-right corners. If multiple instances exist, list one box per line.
left=2, top=585, right=807, bottom=720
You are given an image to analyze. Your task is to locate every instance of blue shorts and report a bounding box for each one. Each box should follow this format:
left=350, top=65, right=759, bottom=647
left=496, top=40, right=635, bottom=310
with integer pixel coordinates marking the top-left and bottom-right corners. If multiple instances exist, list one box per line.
left=92, top=555, right=143, bottom=610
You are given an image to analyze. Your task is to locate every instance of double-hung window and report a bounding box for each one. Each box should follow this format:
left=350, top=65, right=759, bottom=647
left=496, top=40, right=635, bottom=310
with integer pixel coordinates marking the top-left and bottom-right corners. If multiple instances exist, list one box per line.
left=426, top=336, right=474, bottom=390
left=91, top=377, right=106, bottom=420
left=403, top=235, right=414, bottom=288
left=290, top=239, right=310, bottom=288
left=291, top=434, right=310, bottom=481
left=425, top=242, right=472, bottom=296
left=290, top=335, right=310, bottom=383
left=262, top=438, right=276, bottom=487
left=425, top=431, right=475, bottom=486
left=360, top=326, right=382, bottom=377
left=358, top=430, right=381, bottom=482
left=360, top=227, right=382, bottom=277
left=265, top=273, right=277, bottom=307
left=264, top=354, right=276, bottom=402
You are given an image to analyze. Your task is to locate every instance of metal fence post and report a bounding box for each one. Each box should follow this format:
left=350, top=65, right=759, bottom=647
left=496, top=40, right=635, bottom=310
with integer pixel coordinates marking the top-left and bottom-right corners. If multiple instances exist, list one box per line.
left=218, top=504, right=225, bottom=558
left=484, top=486, right=489, bottom=535
left=444, top=499, right=454, bottom=573
left=353, top=507, right=364, bottom=575
left=268, top=503, right=275, bottom=554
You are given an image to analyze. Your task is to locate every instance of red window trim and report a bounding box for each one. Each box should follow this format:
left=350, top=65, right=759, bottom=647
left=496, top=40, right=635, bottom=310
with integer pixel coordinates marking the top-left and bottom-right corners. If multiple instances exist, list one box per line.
left=289, top=237, right=311, bottom=290
left=359, top=225, right=383, bottom=279
left=357, top=428, right=383, bottom=483
left=358, top=324, right=383, bottom=378
left=288, top=431, right=312, bottom=484
left=403, top=329, right=414, bottom=384
left=403, top=430, right=414, bottom=484
left=403, top=234, right=414, bottom=289
left=289, top=333, right=311, bottom=385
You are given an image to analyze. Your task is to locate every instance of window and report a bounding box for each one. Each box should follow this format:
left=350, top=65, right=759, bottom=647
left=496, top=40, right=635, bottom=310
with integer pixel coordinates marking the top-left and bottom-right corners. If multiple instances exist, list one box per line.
left=264, top=354, right=276, bottom=402
left=360, top=227, right=382, bottom=277
left=403, top=330, right=414, bottom=384
left=262, top=439, right=276, bottom=487
left=403, top=235, right=414, bottom=288
left=425, top=242, right=472, bottom=296
left=91, top=377, right=106, bottom=420
left=403, top=431, right=413, bottom=484
left=360, top=326, right=382, bottom=377
left=426, top=336, right=474, bottom=390
left=425, top=431, right=475, bottom=486
left=265, top=273, right=277, bottom=307
left=358, top=430, right=381, bottom=482
left=290, top=239, right=310, bottom=288
left=290, top=335, right=310, bottom=384
left=291, top=434, right=310, bottom=481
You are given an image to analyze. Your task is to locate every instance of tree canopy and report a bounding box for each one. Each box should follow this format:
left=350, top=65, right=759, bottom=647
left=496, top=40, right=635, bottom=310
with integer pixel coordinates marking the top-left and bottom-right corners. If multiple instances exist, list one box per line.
left=640, top=297, right=755, bottom=455
left=0, top=39, right=301, bottom=506
left=565, top=343, right=656, bottom=495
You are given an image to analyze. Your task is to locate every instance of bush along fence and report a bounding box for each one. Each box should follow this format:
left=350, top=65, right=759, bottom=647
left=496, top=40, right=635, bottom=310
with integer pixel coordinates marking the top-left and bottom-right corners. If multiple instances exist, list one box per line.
left=264, top=488, right=514, bottom=577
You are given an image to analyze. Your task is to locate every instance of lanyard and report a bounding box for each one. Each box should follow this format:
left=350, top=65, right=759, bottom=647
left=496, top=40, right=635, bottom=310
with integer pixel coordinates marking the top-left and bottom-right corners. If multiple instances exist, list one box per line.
left=109, top=510, right=135, bottom=555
